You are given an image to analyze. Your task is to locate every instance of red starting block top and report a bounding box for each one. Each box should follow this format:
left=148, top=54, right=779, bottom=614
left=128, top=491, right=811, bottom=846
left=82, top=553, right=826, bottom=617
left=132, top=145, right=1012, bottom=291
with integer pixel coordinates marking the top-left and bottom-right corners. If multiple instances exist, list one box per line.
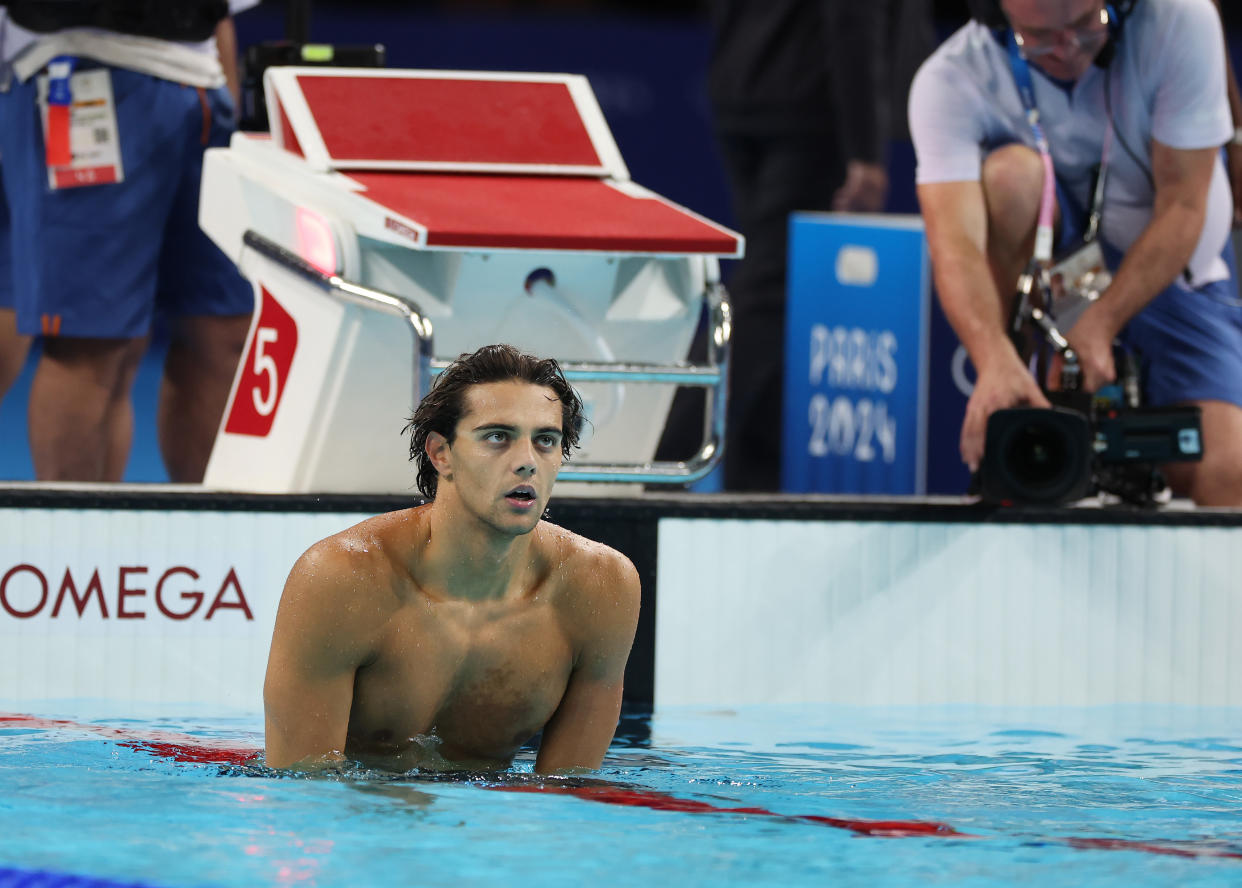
left=351, top=173, right=742, bottom=255
left=263, top=67, right=742, bottom=255
left=266, top=68, right=628, bottom=178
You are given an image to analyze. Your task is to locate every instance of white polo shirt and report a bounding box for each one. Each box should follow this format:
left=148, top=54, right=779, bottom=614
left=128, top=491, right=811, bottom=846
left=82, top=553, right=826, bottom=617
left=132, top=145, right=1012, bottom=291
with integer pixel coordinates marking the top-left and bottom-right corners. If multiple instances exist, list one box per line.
left=908, top=0, right=1234, bottom=285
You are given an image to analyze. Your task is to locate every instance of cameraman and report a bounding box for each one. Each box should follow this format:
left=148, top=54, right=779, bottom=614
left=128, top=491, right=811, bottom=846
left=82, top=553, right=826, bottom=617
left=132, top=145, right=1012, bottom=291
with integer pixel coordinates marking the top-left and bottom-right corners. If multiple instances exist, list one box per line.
left=909, top=0, right=1242, bottom=506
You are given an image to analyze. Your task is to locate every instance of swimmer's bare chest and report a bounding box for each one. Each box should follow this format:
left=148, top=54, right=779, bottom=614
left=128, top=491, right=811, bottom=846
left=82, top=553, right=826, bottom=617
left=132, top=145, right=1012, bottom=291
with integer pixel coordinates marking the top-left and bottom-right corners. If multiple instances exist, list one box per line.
left=343, top=597, right=575, bottom=771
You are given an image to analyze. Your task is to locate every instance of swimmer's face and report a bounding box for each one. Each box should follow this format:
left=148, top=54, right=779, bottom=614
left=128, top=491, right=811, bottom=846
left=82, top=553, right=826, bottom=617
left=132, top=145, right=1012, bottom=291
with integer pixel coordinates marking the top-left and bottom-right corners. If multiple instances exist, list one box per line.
left=1002, top=0, right=1109, bottom=82
left=432, top=380, right=565, bottom=535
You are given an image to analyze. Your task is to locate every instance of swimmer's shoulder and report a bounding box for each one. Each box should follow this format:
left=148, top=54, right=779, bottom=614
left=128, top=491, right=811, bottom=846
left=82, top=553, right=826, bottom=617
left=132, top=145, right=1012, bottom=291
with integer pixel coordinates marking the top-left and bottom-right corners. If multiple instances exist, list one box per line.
left=536, top=520, right=640, bottom=611
left=282, top=506, right=430, bottom=612
left=270, top=512, right=429, bottom=675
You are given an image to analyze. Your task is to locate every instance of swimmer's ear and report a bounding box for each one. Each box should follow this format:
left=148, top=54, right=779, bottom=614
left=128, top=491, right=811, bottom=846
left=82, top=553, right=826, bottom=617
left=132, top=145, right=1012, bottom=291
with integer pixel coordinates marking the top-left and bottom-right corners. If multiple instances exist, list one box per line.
left=426, top=431, right=453, bottom=478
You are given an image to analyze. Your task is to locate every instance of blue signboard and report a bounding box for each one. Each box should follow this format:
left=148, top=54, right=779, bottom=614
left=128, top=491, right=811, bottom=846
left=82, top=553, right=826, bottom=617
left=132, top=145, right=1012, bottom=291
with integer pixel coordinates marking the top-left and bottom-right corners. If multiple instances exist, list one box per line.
left=783, top=213, right=973, bottom=496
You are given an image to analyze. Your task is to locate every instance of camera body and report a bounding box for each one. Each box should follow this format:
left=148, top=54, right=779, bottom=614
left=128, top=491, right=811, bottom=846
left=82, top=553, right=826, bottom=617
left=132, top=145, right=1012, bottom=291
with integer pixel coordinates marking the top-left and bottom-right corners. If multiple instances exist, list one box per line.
left=979, top=398, right=1203, bottom=505
left=975, top=210, right=1205, bottom=507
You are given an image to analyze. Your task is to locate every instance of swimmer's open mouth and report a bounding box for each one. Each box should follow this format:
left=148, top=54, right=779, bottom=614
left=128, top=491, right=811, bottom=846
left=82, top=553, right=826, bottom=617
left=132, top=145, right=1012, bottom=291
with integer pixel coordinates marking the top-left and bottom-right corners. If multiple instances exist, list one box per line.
left=505, top=485, right=536, bottom=501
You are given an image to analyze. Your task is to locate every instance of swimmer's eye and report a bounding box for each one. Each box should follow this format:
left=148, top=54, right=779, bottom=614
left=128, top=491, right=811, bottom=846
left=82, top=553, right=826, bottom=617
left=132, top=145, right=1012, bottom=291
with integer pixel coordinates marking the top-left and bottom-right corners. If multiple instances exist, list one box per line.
left=482, top=431, right=509, bottom=444
left=535, top=434, right=560, bottom=450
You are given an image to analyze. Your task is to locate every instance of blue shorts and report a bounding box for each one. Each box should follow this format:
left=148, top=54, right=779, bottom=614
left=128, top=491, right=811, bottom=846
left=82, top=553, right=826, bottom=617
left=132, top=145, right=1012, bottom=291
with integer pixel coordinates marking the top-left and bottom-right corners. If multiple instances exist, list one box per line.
left=0, top=179, right=11, bottom=312
left=1056, top=179, right=1242, bottom=410
left=0, top=65, right=252, bottom=338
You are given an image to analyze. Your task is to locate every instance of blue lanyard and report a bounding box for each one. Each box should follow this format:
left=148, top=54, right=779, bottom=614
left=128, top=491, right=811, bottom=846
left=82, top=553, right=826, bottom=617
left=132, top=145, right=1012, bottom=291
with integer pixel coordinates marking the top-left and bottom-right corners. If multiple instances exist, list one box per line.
left=1005, top=31, right=1113, bottom=253
left=1006, top=32, right=1049, bottom=154
left=1006, top=32, right=1057, bottom=264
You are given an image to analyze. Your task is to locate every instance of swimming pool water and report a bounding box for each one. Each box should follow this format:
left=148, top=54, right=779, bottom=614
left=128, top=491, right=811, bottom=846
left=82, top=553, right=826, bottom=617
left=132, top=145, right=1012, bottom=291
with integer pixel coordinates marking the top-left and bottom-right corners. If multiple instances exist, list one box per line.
left=1, top=703, right=1240, bottom=887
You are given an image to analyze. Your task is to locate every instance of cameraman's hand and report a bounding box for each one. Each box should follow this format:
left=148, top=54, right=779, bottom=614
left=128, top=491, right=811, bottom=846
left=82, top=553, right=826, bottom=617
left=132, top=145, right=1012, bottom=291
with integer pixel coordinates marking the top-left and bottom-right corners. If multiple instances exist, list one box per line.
left=1050, top=303, right=1117, bottom=392
left=961, top=354, right=1051, bottom=472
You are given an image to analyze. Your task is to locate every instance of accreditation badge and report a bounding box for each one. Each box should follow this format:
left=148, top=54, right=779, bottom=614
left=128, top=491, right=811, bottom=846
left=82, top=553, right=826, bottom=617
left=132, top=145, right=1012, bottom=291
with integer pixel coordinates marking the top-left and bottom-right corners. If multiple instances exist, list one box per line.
left=1048, top=239, right=1112, bottom=333
left=37, top=64, right=125, bottom=190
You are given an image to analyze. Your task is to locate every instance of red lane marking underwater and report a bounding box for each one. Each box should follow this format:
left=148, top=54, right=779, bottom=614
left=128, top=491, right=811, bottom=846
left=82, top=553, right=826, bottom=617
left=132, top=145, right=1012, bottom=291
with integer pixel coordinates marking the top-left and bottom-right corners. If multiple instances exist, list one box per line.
left=5, top=713, right=1240, bottom=859
left=1063, top=836, right=1242, bottom=860
left=497, top=783, right=966, bottom=837
left=0, top=713, right=259, bottom=766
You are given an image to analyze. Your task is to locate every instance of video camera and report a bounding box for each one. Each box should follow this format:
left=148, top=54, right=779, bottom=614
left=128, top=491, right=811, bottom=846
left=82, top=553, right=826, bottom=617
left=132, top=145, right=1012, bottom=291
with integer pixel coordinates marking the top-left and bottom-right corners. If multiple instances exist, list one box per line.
left=977, top=253, right=1203, bottom=507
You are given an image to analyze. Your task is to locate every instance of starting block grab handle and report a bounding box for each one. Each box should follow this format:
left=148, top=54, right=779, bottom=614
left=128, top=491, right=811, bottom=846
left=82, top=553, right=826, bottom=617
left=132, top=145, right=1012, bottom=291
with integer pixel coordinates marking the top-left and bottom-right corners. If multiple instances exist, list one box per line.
left=241, top=229, right=730, bottom=485
left=242, top=230, right=435, bottom=412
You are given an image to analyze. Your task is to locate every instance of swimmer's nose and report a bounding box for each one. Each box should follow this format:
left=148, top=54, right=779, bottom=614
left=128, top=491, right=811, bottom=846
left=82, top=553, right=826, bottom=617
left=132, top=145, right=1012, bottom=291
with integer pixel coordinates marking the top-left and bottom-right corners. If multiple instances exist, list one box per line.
left=513, top=442, right=537, bottom=477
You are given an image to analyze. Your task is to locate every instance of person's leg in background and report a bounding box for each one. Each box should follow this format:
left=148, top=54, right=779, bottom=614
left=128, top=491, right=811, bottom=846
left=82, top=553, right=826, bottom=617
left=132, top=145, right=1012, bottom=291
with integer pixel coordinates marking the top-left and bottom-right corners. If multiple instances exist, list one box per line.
left=1161, top=400, right=1242, bottom=506
left=28, top=335, right=147, bottom=480
left=1121, top=254, right=1242, bottom=508
left=158, top=314, right=247, bottom=482
left=155, top=83, right=252, bottom=483
left=4, top=141, right=140, bottom=481
left=0, top=310, right=31, bottom=399
left=0, top=179, right=32, bottom=401
left=1, top=68, right=183, bottom=481
left=9, top=146, right=150, bottom=480
left=718, top=127, right=841, bottom=492
left=3, top=100, right=142, bottom=481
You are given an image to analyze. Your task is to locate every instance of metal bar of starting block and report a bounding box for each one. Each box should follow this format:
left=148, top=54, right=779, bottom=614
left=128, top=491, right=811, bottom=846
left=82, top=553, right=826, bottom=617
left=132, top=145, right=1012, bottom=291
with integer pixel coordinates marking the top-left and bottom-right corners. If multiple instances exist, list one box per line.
left=242, top=230, right=434, bottom=411
left=429, top=361, right=721, bottom=385
left=241, top=229, right=730, bottom=486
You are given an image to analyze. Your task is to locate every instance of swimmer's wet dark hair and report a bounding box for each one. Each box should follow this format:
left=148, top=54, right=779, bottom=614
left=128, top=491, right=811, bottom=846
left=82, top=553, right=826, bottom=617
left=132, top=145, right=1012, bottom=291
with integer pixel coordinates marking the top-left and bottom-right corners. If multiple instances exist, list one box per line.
left=405, top=344, right=584, bottom=499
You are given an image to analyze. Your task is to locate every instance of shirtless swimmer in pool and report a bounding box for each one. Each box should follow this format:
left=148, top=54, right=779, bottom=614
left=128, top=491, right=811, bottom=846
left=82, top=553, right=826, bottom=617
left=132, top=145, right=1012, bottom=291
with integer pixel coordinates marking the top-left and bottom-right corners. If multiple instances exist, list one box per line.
left=263, top=344, right=640, bottom=773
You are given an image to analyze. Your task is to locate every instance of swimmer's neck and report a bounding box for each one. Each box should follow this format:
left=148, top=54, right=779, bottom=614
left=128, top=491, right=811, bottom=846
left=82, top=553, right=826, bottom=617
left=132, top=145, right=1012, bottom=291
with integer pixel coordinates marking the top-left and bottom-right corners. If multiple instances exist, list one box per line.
left=416, top=496, right=540, bottom=602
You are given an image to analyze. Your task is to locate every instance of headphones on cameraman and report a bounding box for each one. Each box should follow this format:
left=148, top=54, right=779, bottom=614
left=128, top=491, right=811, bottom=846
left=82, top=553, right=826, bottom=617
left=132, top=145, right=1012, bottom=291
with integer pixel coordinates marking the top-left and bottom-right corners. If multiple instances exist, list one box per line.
left=969, top=0, right=1138, bottom=68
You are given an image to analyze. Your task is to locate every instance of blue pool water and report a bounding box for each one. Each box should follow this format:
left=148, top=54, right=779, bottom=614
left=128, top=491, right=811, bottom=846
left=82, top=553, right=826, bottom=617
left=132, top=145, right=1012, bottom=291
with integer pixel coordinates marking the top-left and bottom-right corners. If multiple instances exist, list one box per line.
left=1, top=703, right=1240, bottom=887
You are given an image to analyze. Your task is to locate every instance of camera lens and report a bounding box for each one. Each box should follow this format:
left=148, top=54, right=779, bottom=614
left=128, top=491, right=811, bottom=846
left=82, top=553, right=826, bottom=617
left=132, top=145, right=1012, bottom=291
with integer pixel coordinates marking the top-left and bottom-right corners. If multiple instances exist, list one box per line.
left=980, top=407, right=1093, bottom=504
left=1005, top=423, right=1069, bottom=489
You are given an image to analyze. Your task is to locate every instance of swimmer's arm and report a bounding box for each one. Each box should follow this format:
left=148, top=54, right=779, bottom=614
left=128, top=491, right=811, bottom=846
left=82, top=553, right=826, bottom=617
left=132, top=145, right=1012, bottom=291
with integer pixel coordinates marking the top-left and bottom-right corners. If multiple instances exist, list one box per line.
left=535, top=551, right=641, bottom=774
left=263, top=546, right=373, bottom=770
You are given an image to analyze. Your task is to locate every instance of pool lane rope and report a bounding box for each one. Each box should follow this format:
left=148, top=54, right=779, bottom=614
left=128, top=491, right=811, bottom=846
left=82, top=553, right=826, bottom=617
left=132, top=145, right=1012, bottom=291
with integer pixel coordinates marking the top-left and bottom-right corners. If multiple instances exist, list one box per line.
left=3, top=713, right=1240, bottom=861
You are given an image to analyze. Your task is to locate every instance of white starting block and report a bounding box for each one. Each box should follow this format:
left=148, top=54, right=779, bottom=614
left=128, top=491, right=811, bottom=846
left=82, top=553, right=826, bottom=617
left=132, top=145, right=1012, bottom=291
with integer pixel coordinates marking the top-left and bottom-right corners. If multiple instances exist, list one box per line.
left=198, top=68, right=743, bottom=495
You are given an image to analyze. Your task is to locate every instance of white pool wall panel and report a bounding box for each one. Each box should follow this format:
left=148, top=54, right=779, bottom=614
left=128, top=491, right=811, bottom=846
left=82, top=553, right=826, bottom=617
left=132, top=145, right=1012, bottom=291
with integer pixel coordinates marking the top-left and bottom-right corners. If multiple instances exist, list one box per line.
left=3, top=505, right=1239, bottom=711
left=655, top=518, right=1242, bottom=706
left=0, top=509, right=369, bottom=712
